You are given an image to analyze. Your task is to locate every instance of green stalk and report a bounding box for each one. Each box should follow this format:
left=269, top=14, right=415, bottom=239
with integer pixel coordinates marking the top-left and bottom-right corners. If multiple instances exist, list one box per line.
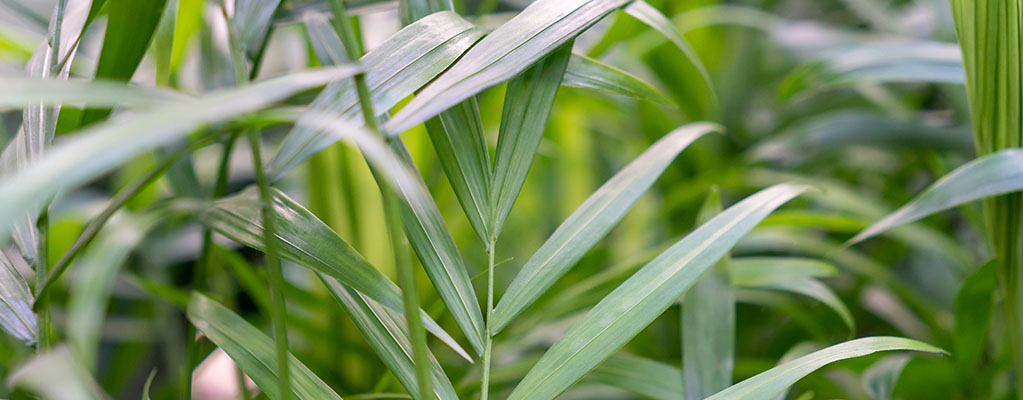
left=328, top=2, right=434, bottom=398
left=248, top=129, right=292, bottom=400
left=950, top=1, right=1023, bottom=396
left=480, top=238, right=496, bottom=400
left=35, top=143, right=196, bottom=306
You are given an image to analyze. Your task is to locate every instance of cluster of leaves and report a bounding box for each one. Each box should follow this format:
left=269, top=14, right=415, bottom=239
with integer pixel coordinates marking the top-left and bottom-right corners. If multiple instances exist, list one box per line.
left=0, top=0, right=1021, bottom=399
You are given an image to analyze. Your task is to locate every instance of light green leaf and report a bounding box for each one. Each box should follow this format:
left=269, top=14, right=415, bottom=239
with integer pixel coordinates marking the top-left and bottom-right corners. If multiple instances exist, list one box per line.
left=6, top=345, right=107, bottom=400
left=728, top=257, right=838, bottom=284
left=388, top=140, right=487, bottom=356
left=491, top=122, right=718, bottom=333
left=489, top=43, right=573, bottom=241
left=780, top=41, right=963, bottom=99
left=563, top=53, right=673, bottom=105
left=586, top=353, right=682, bottom=400
left=0, top=75, right=190, bottom=110
left=323, top=280, right=459, bottom=400
left=683, top=186, right=733, bottom=399
left=0, top=249, right=35, bottom=344
left=187, top=293, right=344, bottom=400
left=707, top=337, right=943, bottom=400
left=623, top=0, right=716, bottom=109
left=384, top=0, right=632, bottom=134
left=749, top=279, right=854, bottom=332
left=0, top=66, right=359, bottom=242
left=862, top=354, right=911, bottom=400
left=68, top=213, right=151, bottom=368
left=270, top=11, right=483, bottom=179
left=201, top=186, right=472, bottom=362
left=507, top=183, right=807, bottom=400
left=954, top=260, right=996, bottom=372
left=234, top=0, right=281, bottom=58
left=850, top=149, right=1023, bottom=244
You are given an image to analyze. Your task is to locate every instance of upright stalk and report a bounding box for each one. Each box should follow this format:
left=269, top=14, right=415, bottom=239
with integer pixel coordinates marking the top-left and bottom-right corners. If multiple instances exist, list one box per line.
left=34, top=209, right=50, bottom=351
left=480, top=238, right=496, bottom=400
left=328, top=2, right=434, bottom=398
left=248, top=130, right=292, bottom=400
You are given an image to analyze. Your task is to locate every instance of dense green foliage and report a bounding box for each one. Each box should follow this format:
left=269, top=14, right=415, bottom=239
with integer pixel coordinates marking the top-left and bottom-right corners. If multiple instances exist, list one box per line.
left=0, top=0, right=1020, bottom=399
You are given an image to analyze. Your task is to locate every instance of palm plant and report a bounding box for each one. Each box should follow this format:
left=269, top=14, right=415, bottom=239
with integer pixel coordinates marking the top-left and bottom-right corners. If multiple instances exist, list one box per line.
left=6, top=0, right=1018, bottom=399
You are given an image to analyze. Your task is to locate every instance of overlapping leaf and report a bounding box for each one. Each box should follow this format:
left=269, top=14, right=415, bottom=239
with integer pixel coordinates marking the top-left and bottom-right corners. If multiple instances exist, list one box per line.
left=507, top=183, right=806, bottom=400
left=562, top=53, right=673, bottom=105
left=0, top=66, right=358, bottom=242
left=706, top=337, right=943, bottom=400
left=187, top=293, right=343, bottom=400
left=269, top=11, right=483, bottom=179
left=384, top=0, right=633, bottom=134
left=0, top=249, right=35, bottom=344
left=492, top=122, right=719, bottom=333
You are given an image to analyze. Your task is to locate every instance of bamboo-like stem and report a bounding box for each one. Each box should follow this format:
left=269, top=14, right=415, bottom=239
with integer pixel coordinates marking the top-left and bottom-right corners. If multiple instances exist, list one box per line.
left=248, top=129, right=292, bottom=400
left=328, top=2, right=434, bottom=398
left=34, top=209, right=50, bottom=351
left=480, top=238, right=497, bottom=400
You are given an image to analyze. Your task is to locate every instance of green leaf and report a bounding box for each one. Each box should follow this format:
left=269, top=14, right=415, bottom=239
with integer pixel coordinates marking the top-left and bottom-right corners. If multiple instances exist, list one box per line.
left=384, top=0, right=633, bottom=134
left=323, top=280, right=459, bottom=400
left=0, top=249, right=35, bottom=344
left=706, top=337, right=943, bottom=400
left=728, top=257, right=838, bottom=284
left=954, top=260, right=996, bottom=372
left=5, top=345, right=107, bottom=400
left=234, top=0, right=281, bottom=58
left=269, top=11, right=483, bottom=179
left=683, top=186, right=734, bottom=399
left=424, top=99, right=492, bottom=245
left=388, top=140, right=487, bottom=356
left=507, top=183, right=807, bottom=400
left=201, top=186, right=472, bottom=362
left=0, top=75, right=190, bottom=110
left=79, top=0, right=169, bottom=127
left=779, top=41, right=963, bottom=99
left=562, top=53, right=673, bottom=105
left=586, top=353, right=682, bottom=400
left=186, top=292, right=343, bottom=400
left=746, top=278, right=855, bottom=332
left=68, top=214, right=151, bottom=368
left=623, top=0, right=716, bottom=111
left=862, top=354, right=911, bottom=400
left=491, top=122, right=718, bottom=333
left=850, top=149, right=1023, bottom=244
left=0, top=66, right=359, bottom=242
left=489, top=43, right=573, bottom=241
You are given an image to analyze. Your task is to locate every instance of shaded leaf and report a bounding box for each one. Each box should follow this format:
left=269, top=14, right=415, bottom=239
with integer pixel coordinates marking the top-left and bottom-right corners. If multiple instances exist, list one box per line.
left=187, top=293, right=343, bottom=400
left=492, top=122, right=718, bottom=333
left=862, top=354, right=911, bottom=400
left=953, top=260, right=996, bottom=372
left=5, top=345, right=107, bottom=400
left=0, top=249, right=35, bottom=344
left=563, top=53, right=673, bottom=105
left=489, top=43, right=573, bottom=241
left=851, top=149, right=1023, bottom=244
left=587, top=353, right=682, bottom=400
left=507, top=183, right=807, bottom=400
left=707, top=337, right=943, bottom=400
left=202, top=186, right=471, bottom=361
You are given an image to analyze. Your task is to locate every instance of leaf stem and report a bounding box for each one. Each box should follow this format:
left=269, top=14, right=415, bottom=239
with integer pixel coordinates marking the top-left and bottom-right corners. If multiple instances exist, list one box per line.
left=328, top=2, right=434, bottom=398
left=248, top=129, right=292, bottom=400
left=481, top=238, right=496, bottom=400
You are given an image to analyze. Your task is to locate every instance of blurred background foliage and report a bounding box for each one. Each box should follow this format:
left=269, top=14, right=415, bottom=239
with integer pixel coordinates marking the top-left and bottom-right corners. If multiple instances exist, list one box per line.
left=0, top=0, right=1012, bottom=399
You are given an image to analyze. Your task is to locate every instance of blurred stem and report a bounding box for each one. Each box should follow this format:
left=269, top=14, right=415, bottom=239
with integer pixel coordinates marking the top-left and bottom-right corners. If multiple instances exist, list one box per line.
left=480, top=238, right=496, bottom=400
left=248, top=129, right=292, bottom=400
left=477, top=0, right=499, bottom=15
left=34, top=209, right=50, bottom=351
left=35, top=142, right=197, bottom=307
left=329, top=2, right=433, bottom=398
left=184, top=135, right=237, bottom=400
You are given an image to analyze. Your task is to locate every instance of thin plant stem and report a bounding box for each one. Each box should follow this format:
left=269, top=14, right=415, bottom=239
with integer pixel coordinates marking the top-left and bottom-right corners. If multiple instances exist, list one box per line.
left=480, top=238, right=497, bottom=400
left=248, top=129, right=292, bottom=400
left=34, top=143, right=197, bottom=306
left=328, top=2, right=434, bottom=398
